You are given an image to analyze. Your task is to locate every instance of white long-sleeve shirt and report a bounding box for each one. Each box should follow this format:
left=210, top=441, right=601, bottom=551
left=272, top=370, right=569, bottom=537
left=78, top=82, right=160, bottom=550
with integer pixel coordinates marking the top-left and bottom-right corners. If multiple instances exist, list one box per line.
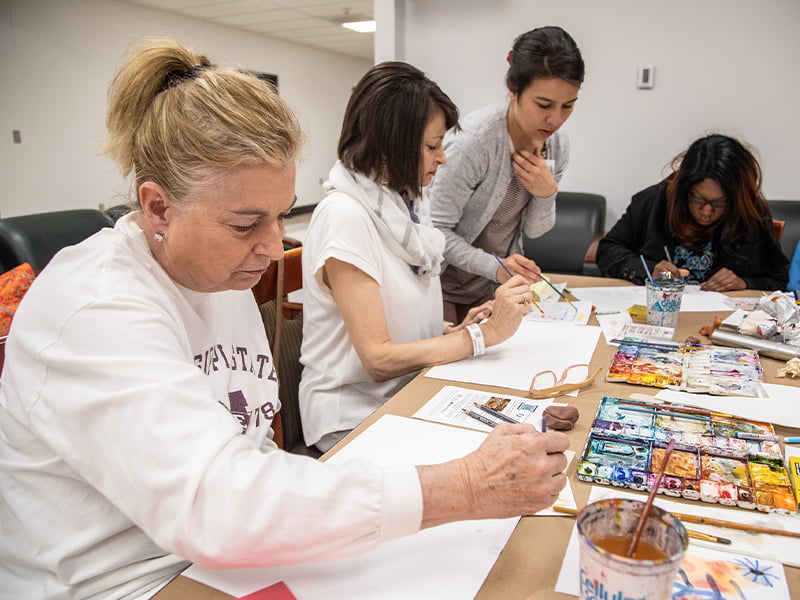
left=0, top=214, right=422, bottom=600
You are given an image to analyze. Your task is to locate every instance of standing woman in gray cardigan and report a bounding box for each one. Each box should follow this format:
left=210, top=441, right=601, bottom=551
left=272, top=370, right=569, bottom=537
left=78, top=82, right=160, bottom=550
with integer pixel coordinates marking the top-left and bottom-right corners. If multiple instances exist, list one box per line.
left=429, top=26, right=585, bottom=323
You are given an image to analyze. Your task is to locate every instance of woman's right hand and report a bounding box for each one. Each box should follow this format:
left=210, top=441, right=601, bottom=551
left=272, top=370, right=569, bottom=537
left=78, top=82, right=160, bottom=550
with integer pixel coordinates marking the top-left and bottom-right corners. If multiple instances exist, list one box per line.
left=653, top=260, right=689, bottom=279
left=496, top=253, right=541, bottom=283
left=482, top=275, right=532, bottom=346
left=417, top=424, right=570, bottom=527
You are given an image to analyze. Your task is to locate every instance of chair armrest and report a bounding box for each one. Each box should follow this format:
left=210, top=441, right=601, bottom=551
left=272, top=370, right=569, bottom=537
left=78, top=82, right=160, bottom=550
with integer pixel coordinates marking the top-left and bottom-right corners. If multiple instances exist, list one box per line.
left=584, top=232, right=604, bottom=264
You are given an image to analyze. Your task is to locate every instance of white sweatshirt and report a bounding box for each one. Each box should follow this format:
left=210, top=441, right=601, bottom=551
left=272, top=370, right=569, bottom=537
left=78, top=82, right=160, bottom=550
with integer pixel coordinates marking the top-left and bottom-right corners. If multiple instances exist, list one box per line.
left=0, top=215, right=422, bottom=600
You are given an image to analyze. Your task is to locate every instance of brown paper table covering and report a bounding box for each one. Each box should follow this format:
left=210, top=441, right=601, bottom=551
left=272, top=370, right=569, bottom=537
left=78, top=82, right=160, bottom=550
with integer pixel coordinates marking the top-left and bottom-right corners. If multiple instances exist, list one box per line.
left=154, top=275, right=800, bottom=599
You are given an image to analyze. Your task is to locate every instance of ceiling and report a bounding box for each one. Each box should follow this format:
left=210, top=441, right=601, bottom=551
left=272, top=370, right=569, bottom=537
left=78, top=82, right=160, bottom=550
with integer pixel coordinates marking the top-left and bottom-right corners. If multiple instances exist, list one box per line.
left=123, top=0, right=375, bottom=61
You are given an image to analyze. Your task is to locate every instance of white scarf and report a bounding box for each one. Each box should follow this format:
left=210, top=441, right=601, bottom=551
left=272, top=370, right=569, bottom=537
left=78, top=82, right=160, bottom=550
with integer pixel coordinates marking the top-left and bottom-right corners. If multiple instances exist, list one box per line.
left=325, top=161, right=445, bottom=278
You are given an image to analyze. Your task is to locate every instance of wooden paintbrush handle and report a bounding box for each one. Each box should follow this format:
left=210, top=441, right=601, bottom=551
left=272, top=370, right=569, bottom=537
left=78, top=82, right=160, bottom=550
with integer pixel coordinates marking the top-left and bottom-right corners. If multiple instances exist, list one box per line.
left=551, top=505, right=731, bottom=544
left=670, top=512, right=800, bottom=539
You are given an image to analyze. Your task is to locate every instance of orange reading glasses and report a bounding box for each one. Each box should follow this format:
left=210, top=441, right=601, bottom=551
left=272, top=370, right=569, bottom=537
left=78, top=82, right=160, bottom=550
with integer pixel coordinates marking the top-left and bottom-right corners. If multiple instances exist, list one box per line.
left=528, top=363, right=603, bottom=399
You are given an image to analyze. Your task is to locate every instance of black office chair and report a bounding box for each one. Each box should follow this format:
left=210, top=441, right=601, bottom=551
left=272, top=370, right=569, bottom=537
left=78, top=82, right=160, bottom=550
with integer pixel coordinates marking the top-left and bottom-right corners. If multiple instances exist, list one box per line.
left=104, top=203, right=134, bottom=223
left=0, top=209, right=114, bottom=272
left=523, top=191, right=606, bottom=275
left=767, top=200, right=800, bottom=259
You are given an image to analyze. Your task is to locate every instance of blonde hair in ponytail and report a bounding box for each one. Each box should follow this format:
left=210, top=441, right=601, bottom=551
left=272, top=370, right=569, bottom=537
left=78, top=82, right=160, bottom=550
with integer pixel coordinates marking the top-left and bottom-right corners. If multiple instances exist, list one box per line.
left=105, top=38, right=302, bottom=208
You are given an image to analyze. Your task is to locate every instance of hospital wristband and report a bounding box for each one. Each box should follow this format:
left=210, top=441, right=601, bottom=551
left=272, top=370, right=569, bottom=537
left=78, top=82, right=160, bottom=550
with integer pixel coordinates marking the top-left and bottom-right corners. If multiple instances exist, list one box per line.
left=466, top=324, right=485, bottom=356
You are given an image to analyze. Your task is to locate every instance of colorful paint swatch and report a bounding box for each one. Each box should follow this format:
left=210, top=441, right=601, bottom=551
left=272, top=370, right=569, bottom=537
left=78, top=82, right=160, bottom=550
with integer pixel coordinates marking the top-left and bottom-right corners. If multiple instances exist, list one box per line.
left=606, top=341, right=764, bottom=396
left=577, top=397, right=797, bottom=514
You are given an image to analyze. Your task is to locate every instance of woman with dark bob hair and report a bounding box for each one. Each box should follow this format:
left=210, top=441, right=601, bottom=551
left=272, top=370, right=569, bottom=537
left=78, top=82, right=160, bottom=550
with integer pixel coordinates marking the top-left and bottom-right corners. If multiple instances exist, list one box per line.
left=429, top=26, right=585, bottom=323
left=597, top=134, right=788, bottom=291
left=299, top=62, right=577, bottom=452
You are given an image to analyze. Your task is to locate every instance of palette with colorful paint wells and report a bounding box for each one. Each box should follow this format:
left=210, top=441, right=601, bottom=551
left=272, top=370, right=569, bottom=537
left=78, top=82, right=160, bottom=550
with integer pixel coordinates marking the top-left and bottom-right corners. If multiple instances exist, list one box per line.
left=607, top=340, right=764, bottom=396
left=576, top=397, right=797, bottom=514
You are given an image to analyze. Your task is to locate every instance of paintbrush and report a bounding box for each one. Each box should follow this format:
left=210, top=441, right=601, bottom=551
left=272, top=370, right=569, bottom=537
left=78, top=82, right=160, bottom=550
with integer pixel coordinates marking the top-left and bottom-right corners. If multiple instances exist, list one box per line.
left=668, top=512, right=800, bottom=539
left=537, top=275, right=576, bottom=307
left=627, top=438, right=676, bottom=557
left=491, top=252, right=543, bottom=313
left=619, top=400, right=738, bottom=421
left=617, top=404, right=708, bottom=422
left=551, top=506, right=731, bottom=545
left=618, top=400, right=765, bottom=427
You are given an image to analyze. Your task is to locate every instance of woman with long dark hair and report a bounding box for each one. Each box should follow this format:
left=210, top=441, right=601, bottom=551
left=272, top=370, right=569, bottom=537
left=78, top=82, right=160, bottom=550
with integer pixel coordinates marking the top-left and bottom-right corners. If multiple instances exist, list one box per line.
left=597, top=134, right=788, bottom=291
left=429, top=26, right=585, bottom=322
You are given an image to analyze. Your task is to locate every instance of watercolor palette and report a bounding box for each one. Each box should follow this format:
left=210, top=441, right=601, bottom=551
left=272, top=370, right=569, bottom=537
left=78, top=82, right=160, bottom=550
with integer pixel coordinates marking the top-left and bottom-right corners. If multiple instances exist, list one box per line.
left=606, top=340, right=764, bottom=396
left=576, top=397, right=797, bottom=514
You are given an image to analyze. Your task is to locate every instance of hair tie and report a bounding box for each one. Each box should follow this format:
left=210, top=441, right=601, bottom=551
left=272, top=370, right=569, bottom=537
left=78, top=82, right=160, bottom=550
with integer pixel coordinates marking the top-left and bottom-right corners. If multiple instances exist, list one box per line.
left=159, top=65, right=205, bottom=92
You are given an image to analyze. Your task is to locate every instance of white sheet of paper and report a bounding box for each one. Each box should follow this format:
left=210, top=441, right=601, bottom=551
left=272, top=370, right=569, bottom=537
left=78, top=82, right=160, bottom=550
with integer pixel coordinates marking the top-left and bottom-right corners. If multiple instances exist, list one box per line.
left=595, top=311, right=634, bottom=345
left=425, top=321, right=601, bottom=395
left=524, top=300, right=593, bottom=325
left=655, top=383, right=800, bottom=428
left=721, top=308, right=749, bottom=329
left=412, top=385, right=552, bottom=431
left=554, top=525, right=583, bottom=596
left=183, top=415, right=519, bottom=599
left=569, top=286, right=646, bottom=314
left=570, top=285, right=734, bottom=314
left=680, top=284, right=736, bottom=312
left=596, top=312, right=676, bottom=347
left=786, top=445, right=800, bottom=460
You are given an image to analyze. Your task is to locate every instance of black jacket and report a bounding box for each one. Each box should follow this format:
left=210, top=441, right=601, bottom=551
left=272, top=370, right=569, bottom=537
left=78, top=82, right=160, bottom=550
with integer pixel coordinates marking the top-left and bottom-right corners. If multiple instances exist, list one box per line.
left=596, top=179, right=789, bottom=290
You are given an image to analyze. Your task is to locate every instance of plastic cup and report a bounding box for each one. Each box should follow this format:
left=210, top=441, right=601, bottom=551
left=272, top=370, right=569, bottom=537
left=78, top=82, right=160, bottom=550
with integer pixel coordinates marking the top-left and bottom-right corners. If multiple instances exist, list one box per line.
left=645, top=278, right=685, bottom=327
left=576, top=498, right=688, bottom=600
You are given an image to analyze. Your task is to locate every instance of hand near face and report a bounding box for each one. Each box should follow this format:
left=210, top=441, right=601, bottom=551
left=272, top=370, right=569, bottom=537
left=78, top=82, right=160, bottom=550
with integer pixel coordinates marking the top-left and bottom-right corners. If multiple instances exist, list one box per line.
left=700, top=268, right=746, bottom=292
left=495, top=253, right=541, bottom=284
left=512, top=149, right=557, bottom=198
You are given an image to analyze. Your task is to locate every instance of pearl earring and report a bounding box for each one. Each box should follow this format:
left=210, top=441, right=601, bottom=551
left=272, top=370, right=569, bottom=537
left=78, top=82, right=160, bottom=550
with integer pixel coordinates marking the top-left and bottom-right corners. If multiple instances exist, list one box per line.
left=153, top=232, right=165, bottom=242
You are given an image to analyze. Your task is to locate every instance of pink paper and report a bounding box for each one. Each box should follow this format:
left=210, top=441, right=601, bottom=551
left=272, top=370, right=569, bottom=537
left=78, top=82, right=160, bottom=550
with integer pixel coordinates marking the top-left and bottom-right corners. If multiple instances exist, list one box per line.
left=239, top=581, right=297, bottom=600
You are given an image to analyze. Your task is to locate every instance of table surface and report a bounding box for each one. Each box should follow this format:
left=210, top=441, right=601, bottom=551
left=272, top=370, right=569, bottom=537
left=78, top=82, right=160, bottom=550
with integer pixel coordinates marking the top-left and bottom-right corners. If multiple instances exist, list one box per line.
left=154, top=275, right=800, bottom=599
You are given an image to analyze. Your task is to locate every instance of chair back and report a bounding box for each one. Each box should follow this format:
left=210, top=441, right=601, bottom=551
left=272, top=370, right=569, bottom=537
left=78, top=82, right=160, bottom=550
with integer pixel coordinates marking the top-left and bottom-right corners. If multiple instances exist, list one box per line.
left=768, top=200, right=800, bottom=258
left=252, top=247, right=303, bottom=307
left=0, top=209, right=114, bottom=271
left=254, top=247, right=319, bottom=457
left=523, top=191, right=606, bottom=275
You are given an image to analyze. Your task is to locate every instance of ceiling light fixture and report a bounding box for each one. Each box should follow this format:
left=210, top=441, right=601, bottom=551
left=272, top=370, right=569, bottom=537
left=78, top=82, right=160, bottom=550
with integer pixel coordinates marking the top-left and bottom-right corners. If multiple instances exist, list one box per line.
left=342, top=20, right=376, bottom=33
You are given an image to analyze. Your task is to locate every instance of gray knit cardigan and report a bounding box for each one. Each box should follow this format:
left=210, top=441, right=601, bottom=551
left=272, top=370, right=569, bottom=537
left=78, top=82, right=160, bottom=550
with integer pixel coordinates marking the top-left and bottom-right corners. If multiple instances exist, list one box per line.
left=429, top=101, right=569, bottom=280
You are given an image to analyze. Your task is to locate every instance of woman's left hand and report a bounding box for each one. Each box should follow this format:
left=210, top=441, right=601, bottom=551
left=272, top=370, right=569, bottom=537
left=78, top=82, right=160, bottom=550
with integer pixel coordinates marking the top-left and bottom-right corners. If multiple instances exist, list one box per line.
left=700, top=268, right=746, bottom=292
left=445, top=300, right=495, bottom=334
left=512, top=149, right=557, bottom=198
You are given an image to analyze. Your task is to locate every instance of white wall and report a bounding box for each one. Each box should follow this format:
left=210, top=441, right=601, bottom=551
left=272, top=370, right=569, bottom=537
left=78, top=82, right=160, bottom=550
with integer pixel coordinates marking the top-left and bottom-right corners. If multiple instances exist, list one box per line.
left=399, top=0, right=800, bottom=226
left=0, top=0, right=370, bottom=217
